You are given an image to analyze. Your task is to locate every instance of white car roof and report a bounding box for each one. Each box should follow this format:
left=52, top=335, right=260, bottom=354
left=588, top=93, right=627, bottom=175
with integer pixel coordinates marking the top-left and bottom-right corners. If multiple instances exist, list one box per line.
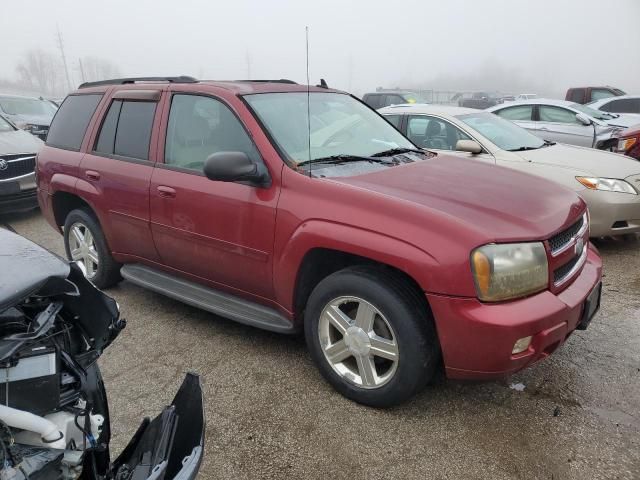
left=378, top=103, right=480, bottom=116
left=486, top=98, right=579, bottom=111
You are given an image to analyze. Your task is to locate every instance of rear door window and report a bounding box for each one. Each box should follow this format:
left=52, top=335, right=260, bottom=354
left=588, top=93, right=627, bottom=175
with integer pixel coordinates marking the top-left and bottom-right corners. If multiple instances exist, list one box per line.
left=600, top=98, right=640, bottom=114
left=494, top=105, right=533, bottom=121
left=94, top=100, right=157, bottom=160
left=46, top=94, right=102, bottom=150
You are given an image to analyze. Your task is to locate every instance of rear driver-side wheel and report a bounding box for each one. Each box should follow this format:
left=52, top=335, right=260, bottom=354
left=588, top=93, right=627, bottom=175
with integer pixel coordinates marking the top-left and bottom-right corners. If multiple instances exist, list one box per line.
left=304, top=265, right=440, bottom=407
left=63, top=208, right=122, bottom=289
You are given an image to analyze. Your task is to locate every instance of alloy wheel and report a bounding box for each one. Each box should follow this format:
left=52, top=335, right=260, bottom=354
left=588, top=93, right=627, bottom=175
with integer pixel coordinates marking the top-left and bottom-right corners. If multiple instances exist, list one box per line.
left=318, top=296, right=399, bottom=389
left=68, top=222, right=100, bottom=279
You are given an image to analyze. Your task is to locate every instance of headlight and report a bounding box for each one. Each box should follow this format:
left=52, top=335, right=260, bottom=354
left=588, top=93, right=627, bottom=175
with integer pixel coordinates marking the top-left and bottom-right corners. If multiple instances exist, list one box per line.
left=471, top=242, right=548, bottom=302
left=617, top=137, right=637, bottom=152
left=576, top=177, right=637, bottom=194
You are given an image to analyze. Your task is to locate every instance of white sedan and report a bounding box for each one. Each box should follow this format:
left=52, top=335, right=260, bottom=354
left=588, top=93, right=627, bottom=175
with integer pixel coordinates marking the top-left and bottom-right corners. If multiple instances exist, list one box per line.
left=379, top=104, right=640, bottom=237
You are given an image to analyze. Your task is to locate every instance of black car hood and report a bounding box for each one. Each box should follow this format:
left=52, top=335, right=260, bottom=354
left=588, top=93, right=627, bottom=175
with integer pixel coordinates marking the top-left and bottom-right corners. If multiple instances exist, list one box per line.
left=0, top=228, right=122, bottom=362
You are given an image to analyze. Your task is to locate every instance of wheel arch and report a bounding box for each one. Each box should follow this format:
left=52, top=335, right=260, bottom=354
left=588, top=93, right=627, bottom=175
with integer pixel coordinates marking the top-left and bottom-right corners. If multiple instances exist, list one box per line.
left=276, top=221, right=440, bottom=325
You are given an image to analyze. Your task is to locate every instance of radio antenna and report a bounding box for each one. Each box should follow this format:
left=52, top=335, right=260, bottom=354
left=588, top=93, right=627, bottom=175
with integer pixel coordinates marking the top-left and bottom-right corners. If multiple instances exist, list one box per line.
left=305, top=26, right=312, bottom=178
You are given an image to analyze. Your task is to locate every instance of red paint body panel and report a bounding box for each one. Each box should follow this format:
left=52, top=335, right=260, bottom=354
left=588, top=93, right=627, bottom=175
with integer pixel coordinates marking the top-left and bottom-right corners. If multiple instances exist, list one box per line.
left=36, top=80, right=603, bottom=381
left=430, top=245, right=601, bottom=378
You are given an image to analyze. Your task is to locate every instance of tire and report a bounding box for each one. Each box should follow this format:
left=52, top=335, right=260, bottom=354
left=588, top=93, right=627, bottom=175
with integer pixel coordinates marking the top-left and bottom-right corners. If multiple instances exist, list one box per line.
left=304, top=265, right=440, bottom=407
left=63, top=208, right=122, bottom=289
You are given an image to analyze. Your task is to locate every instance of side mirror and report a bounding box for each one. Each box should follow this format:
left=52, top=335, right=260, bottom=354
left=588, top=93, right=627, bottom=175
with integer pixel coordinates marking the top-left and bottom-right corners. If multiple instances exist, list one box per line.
left=203, top=151, right=270, bottom=187
left=456, top=139, right=483, bottom=154
left=576, top=113, right=593, bottom=126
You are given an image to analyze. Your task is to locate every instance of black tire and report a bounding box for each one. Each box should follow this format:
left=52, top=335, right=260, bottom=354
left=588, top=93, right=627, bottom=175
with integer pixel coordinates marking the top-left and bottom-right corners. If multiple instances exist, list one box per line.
left=304, top=265, right=440, bottom=408
left=63, top=208, right=122, bottom=289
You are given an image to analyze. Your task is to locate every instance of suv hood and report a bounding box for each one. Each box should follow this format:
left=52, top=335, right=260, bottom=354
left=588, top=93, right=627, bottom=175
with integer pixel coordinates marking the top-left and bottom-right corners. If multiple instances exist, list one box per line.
left=516, top=143, right=640, bottom=177
left=0, top=128, right=43, bottom=154
left=334, top=155, right=584, bottom=241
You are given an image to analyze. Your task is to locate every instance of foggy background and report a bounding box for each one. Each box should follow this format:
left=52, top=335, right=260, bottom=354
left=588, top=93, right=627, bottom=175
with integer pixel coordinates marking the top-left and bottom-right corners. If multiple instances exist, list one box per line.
left=2, top=0, right=639, bottom=98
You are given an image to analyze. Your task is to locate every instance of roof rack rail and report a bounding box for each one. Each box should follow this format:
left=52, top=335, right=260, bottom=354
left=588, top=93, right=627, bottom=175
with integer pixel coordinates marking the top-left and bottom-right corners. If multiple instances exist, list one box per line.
left=78, top=76, right=199, bottom=89
left=235, top=79, right=298, bottom=84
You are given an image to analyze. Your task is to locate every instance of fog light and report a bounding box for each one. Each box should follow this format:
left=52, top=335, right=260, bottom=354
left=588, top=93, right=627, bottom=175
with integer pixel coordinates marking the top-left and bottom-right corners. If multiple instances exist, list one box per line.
left=512, top=336, right=532, bottom=354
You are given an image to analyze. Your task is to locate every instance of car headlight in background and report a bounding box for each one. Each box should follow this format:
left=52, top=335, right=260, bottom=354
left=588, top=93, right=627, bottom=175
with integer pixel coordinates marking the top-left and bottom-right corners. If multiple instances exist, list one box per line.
left=617, top=137, right=636, bottom=152
left=576, top=177, right=637, bottom=194
left=471, top=242, right=548, bottom=302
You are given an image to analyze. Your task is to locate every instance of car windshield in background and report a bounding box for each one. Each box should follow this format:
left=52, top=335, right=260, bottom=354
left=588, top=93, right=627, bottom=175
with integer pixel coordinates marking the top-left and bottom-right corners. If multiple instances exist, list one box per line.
left=570, top=103, right=615, bottom=120
left=0, top=97, right=58, bottom=116
left=457, top=112, right=545, bottom=151
left=0, top=116, right=14, bottom=132
left=244, top=92, right=415, bottom=164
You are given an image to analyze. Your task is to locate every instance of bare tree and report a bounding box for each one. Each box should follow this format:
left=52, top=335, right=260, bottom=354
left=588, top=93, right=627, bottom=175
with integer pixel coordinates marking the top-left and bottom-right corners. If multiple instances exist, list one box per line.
left=80, top=57, right=121, bottom=83
left=15, top=49, right=64, bottom=96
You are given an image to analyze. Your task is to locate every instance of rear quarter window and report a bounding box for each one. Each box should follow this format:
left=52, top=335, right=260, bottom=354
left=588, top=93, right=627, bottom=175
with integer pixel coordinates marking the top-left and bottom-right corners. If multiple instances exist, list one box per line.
left=46, top=94, right=102, bottom=151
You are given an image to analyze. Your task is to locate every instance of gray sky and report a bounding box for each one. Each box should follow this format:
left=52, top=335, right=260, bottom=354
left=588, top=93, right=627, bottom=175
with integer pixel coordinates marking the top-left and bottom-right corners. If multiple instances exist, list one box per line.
left=2, top=0, right=639, bottom=97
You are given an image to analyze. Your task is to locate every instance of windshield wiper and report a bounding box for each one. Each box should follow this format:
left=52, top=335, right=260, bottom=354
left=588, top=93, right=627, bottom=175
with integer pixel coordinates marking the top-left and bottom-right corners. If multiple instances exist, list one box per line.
left=371, top=147, right=426, bottom=157
left=296, top=155, right=390, bottom=167
left=542, top=140, right=556, bottom=147
left=507, top=146, right=541, bottom=152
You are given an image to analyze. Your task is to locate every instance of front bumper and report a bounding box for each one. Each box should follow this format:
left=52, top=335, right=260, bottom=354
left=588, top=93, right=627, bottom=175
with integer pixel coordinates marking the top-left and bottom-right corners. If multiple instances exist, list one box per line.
left=580, top=188, right=640, bottom=237
left=0, top=173, right=38, bottom=214
left=428, top=245, right=602, bottom=380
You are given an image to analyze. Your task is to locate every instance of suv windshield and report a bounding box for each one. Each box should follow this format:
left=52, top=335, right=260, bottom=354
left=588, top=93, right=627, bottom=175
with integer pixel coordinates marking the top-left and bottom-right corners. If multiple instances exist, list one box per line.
left=0, top=97, right=57, bottom=117
left=0, top=116, right=14, bottom=132
left=457, top=112, right=545, bottom=151
left=244, top=92, right=415, bottom=164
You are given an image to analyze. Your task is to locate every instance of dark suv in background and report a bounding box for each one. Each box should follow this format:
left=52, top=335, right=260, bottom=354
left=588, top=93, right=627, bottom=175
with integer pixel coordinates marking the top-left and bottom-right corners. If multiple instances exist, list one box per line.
left=362, top=90, right=426, bottom=109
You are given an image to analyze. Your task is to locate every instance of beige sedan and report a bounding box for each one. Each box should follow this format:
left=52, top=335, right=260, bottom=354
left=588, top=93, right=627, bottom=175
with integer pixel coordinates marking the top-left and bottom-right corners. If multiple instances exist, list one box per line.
left=380, top=104, right=640, bottom=237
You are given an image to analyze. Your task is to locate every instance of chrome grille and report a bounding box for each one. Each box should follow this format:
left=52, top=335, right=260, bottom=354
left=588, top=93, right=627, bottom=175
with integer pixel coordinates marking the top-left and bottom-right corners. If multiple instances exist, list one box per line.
left=548, top=215, right=585, bottom=254
left=0, top=155, right=37, bottom=180
left=553, top=252, right=582, bottom=284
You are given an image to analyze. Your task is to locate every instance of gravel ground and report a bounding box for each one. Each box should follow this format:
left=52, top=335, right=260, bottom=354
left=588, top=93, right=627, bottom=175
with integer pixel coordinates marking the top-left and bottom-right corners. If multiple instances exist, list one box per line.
left=4, top=210, right=639, bottom=480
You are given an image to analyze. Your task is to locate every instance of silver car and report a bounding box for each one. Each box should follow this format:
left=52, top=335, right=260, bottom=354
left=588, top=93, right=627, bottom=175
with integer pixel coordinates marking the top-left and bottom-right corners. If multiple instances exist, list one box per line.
left=587, top=95, right=640, bottom=116
left=379, top=104, right=640, bottom=237
left=486, top=98, right=640, bottom=149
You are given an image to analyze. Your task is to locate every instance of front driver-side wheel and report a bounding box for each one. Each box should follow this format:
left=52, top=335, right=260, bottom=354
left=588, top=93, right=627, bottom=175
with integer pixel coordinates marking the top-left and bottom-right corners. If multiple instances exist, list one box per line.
left=63, top=208, right=122, bottom=289
left=304, top=266, right=440, bottom=407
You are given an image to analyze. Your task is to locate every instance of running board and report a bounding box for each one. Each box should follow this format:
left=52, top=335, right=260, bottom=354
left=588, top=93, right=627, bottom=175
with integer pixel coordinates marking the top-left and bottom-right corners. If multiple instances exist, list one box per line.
left=120, top=264, right=296, bottom=334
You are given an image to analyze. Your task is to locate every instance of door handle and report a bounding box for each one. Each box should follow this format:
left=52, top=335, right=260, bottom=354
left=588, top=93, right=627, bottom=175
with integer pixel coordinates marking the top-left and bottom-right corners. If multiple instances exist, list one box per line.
left=157, top=185, right=176, bottom=198
left=85, top=170, right=101, bottom=181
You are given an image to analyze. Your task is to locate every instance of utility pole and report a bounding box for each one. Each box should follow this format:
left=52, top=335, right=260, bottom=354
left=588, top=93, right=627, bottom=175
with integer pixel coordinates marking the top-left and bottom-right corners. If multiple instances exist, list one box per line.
left=56, top=25, right=72, bottom=92
left=78, top=58, right=86, bottom=83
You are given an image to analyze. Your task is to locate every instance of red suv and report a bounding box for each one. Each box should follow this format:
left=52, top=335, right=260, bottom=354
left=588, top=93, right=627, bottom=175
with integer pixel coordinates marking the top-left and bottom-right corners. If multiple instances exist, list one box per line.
left=37, top=77, right=602, bottom=407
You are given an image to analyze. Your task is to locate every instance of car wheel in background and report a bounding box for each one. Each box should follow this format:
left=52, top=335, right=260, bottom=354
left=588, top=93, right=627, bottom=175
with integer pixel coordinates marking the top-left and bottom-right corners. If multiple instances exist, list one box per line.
left=63, top=208, right=122, bottom=289
left=304, top=265, right=440, bottom=407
